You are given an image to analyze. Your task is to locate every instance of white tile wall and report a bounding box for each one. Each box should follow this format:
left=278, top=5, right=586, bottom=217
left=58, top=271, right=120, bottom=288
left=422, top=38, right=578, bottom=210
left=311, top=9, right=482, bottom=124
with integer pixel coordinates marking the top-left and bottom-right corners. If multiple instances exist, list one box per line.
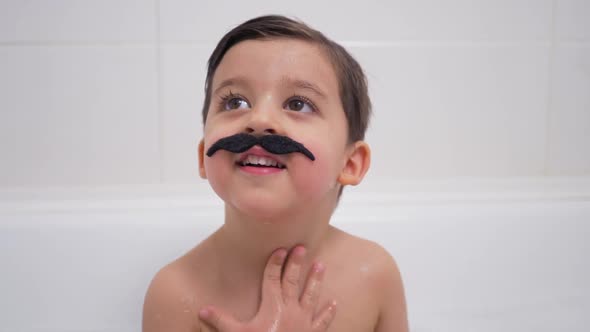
left=0, top=0, right=156, bottom=42
left=554, top=0, right=590, bottom=42
left=159, top=0, right=552, bottom=42
left=352, top=44, right=550, bottom=178
left=0, top=45, right=160, bottom=186
left=547, top=45, right=590, bottom=175
left=160, top=45, right=209, bottom=183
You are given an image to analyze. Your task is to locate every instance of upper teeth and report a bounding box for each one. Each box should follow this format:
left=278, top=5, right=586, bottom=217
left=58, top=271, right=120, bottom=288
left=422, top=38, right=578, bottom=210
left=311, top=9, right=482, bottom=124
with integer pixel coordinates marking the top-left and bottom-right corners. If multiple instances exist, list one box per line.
left=241, top=155, right=285, bottom=168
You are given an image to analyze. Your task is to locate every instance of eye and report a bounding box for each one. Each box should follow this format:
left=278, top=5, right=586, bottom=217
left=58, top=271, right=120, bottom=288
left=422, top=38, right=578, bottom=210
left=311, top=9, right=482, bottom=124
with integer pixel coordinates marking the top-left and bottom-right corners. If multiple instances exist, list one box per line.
left=284, top=96, right=316, bottom=113
left=224, top=97, right=250, bottom=111
left=218, top=91, right=250, bottom=111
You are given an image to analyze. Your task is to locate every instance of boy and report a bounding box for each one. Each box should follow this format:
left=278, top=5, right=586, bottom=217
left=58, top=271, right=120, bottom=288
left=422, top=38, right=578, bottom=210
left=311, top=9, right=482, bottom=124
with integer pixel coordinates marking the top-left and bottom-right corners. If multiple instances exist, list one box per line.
left=142, top=15, right=408, bottom=331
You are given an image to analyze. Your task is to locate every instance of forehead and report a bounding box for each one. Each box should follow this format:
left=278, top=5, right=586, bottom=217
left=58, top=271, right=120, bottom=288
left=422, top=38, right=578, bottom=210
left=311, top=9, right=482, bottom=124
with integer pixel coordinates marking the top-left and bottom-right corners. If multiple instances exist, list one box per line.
left=212, top=38, right=339, bottom=96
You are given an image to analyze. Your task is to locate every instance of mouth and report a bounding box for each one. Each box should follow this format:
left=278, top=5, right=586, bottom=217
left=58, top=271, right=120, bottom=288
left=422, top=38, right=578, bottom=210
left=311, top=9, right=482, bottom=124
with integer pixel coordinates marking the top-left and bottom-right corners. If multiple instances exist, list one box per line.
left=234, top=146, right=287, bottom=173
left=236, top=155, right=286, bottom=169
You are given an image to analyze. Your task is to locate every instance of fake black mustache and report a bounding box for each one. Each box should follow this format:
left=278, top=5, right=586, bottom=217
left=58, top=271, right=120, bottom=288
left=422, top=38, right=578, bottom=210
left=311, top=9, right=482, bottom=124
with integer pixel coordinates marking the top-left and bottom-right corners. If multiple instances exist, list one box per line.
left=206, top=133, right=315, bottom=161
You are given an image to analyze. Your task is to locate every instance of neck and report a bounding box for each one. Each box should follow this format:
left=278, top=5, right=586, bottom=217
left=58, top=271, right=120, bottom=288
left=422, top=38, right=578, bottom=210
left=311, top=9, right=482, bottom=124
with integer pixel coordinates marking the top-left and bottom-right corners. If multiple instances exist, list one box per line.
left=210, top=203, right=334, bottom=295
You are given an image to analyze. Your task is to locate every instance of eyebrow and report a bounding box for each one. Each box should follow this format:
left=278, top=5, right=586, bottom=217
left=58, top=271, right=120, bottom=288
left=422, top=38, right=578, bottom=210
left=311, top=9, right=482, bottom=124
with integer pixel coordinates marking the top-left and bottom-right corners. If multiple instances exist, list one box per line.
left=213, top=75, right=327, bottom=99
left=213, top=77, right=247, bottom=96
left=280, top=76, right=327, bottom=99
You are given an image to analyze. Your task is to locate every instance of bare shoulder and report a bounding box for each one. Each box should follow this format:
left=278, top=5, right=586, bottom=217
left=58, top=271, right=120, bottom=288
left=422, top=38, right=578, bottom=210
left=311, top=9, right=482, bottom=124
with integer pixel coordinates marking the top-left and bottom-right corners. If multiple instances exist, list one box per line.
left=328, top=227, right=409, bottom=332
left=328, top=226, right=401, bottom=276
left=142, top=248, right=208, bottom=332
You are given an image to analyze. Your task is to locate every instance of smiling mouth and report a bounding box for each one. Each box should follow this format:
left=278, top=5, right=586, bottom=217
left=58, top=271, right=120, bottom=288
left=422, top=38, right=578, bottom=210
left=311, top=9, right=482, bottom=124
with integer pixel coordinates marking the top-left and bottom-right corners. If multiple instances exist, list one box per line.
left=235, top=155, right=286, bottom=169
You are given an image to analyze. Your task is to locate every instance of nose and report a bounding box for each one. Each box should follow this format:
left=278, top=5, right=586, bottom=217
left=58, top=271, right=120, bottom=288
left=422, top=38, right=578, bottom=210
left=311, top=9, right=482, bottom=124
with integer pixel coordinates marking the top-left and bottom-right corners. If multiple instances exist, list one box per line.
left=244, top=102, right=281, bottom=135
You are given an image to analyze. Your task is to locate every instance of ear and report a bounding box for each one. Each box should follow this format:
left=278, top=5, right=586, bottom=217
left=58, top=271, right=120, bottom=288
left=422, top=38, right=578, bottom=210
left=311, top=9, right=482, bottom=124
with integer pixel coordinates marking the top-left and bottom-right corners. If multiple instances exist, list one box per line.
left=198, top=139, right=207, bottom=179
left=337, top=141, right=371, bottom=186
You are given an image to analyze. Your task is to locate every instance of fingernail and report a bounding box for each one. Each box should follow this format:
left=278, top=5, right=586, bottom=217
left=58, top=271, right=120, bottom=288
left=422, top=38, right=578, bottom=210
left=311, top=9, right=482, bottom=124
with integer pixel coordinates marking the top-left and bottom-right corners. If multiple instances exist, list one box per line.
left=276, top=248, right=287, bottom=259
left=314, top=262, right=325, bottom=273
left=330, top=300, right=337, bottom=310
left=295, top=245, right=306, bottom=255
left=199, top=308, right=210, bottom=318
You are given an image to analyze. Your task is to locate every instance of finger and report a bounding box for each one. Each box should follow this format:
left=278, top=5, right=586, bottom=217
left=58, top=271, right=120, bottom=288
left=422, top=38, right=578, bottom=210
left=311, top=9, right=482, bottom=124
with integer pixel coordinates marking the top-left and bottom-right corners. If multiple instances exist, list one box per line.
left=199, top=323, right=215, bottom=332
left=198, top=305, right=239, bottom=331
left=300, top=261, right=325, bottom=312
left=312, top=301, right=337, bottom=332
left=261, top=248, right=288, bottom=305
left=282, top=245, right=306, bottom=302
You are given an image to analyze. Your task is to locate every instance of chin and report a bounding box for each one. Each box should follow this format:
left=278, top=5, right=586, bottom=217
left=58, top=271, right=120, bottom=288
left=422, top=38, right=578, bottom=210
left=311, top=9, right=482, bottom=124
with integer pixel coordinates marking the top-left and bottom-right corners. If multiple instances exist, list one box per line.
left=229, top=193, right=300, bottom=222
left=237, top=202, right=293, bottom=222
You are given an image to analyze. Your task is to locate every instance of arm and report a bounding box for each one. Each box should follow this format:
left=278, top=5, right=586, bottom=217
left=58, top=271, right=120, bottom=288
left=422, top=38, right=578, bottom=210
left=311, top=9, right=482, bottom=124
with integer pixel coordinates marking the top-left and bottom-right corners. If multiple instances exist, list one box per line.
left=373, top=249, right=409, bottom=332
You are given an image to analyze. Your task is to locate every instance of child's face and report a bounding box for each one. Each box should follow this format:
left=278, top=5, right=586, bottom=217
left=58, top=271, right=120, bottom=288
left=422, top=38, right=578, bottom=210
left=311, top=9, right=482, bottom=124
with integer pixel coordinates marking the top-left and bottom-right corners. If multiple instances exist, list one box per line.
left=199, top=38, right=351, bottom=219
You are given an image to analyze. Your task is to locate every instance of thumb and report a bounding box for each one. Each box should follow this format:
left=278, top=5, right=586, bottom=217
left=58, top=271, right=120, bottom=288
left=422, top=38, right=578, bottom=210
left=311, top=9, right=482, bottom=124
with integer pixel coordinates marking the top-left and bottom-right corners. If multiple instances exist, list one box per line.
left=198, top=305, right=239, bottom=331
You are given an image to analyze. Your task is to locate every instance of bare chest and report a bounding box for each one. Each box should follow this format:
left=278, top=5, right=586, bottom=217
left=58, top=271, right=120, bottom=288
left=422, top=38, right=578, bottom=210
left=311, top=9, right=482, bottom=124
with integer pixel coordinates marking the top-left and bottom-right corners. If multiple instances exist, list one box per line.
left=318, top=271, right=379, bottom=332
left=195, top=268, right=379, bottom=332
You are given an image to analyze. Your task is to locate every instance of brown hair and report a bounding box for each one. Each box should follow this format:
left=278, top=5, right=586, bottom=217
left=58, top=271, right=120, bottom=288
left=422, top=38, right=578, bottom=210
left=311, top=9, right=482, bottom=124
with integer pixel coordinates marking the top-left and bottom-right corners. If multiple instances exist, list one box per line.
left=201, top=14, right=371, bottom=143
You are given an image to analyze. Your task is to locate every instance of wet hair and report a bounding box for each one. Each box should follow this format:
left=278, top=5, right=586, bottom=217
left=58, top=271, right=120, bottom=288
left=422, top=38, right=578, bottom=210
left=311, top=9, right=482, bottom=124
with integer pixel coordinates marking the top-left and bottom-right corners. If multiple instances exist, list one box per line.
left=201, top=14, right=371, bottom=144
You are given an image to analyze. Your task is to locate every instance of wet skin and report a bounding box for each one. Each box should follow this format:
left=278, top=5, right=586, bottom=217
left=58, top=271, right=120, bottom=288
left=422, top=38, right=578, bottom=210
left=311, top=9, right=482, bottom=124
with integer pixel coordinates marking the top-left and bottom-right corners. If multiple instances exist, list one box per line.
left=142, top=38, right=408, bottom=332
left=199, top=245, right=337, bottom=332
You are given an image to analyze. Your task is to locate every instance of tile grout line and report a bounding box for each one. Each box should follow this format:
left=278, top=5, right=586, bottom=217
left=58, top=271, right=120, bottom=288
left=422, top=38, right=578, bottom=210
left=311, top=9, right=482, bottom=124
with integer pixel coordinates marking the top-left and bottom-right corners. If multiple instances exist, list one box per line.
left=543, top=0, right=557, bottom=176
left=155, top=0, right=165, bottom=183
left=0, top=41, right=155, bottom=46
left=3, top=40, right=580, bottom=47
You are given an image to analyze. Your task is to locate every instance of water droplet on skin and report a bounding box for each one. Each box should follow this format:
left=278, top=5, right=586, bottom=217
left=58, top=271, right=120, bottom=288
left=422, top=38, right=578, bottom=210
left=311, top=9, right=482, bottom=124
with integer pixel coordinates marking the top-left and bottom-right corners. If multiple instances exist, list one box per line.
left=180, top=295, right=195, bottom=304
left=180, top=295, right=195, bottom=314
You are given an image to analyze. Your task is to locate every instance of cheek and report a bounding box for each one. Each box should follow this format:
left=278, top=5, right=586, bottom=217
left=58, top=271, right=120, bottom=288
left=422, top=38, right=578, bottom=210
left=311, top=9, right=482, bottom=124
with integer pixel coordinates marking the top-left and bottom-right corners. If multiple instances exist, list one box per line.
left=203, top=153, right=232, bottom=196
left=290, top=142, right=341, bottom=197
left=202, top=128, right=237, bottom=177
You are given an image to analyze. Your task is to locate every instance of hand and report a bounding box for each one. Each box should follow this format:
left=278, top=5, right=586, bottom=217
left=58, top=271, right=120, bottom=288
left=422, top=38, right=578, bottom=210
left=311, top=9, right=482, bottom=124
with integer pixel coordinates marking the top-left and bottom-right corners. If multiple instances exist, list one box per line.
left=199, top=246, right=337, bottom=332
